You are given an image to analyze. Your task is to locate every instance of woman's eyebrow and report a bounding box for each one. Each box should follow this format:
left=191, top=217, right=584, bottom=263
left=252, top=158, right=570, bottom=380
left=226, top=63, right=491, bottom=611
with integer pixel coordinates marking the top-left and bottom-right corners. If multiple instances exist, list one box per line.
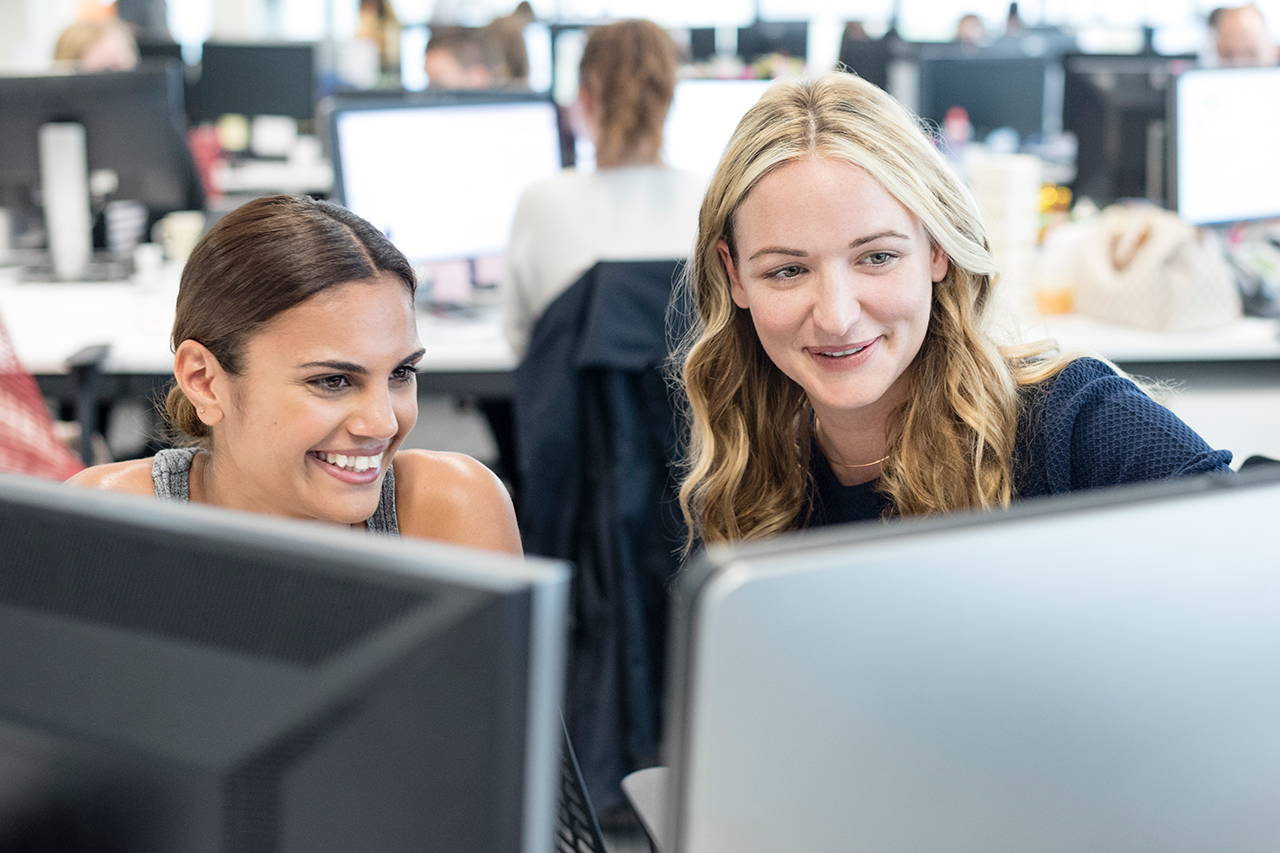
left=748, top=246, right=807, bottom=261
left=850, top=229, right=911, bottom=248
left=298, top=360, right=367, bottom=374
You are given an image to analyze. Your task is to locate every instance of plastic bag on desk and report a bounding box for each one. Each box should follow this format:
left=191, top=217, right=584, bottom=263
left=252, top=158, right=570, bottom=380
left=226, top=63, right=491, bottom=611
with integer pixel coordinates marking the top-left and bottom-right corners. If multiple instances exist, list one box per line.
left=1072, top=204, right=1241, bottom=331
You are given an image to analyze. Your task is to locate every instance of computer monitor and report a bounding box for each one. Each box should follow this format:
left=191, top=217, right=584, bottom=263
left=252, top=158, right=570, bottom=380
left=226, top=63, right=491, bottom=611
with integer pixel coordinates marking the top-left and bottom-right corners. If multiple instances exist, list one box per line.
left=1062, top=53, right=1194, bottom=207
left=663, top=79, right=772, bottom=177
left=198, top=41, right=317, bottom=122
left=1171, top=65, right=1280, bottom=226
left=329, top=90, right=566, bottom=271
left=0, top=472, right=569, bottom=853
left=736, top=20, right=808, bottom=62
left=0, top=63, right=201, bottom=251
left=663, top=468, right=1280, bottom=852
left=916, top=48, right=1062, bottom=143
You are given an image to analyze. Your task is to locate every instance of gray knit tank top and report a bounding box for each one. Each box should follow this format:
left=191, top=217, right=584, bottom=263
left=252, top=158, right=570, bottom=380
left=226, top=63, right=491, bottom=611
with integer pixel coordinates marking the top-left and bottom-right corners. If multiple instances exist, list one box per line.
left=151, top=447, right=399, bottom=536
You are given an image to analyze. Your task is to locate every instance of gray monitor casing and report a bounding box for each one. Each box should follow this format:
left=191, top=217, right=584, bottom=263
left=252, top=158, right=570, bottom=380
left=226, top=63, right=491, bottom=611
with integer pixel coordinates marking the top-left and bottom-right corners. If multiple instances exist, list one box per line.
left=665, top=469, right=1280, bottom=852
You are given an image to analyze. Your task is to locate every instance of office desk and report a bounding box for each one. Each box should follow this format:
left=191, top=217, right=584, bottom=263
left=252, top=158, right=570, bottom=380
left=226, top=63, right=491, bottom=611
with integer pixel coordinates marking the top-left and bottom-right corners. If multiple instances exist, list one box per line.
left=1035, top=312, right=1280, bottom=463
left=0, top=267, right=517, bottom=398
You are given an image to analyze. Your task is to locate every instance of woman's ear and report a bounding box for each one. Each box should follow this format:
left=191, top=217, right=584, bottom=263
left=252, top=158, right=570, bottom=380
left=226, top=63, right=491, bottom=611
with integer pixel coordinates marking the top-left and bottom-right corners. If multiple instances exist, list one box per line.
left=930, top=242, right=950, bottom=283
left=719, top=239, right=750, bottom=310
left=174, top=340, right=226, bottom=426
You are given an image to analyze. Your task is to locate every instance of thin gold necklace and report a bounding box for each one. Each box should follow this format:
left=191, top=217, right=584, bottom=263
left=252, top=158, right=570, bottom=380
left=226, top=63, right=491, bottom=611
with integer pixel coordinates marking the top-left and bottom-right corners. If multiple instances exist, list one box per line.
left=813, top=415, right=889, bottom=469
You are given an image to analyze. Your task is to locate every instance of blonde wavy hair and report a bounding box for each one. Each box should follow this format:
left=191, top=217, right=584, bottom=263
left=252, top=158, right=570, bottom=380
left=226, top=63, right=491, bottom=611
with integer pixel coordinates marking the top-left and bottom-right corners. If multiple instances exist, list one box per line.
left=676, top=72, right=1071, bottom=546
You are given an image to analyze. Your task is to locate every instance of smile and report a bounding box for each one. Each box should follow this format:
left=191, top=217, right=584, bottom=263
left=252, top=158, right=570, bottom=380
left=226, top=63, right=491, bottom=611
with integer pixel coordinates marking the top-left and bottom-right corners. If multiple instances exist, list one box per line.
left=314, top=452, right=383, bottom=473
left=820, top=345, right=869, bottom=357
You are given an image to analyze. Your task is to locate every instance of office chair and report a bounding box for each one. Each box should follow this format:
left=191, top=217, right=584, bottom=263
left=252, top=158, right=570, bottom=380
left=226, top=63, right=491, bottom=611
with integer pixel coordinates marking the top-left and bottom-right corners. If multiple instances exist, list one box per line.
left=0, top=311, right=84, bottom=480
left=515, top=259, right=687, bottom=817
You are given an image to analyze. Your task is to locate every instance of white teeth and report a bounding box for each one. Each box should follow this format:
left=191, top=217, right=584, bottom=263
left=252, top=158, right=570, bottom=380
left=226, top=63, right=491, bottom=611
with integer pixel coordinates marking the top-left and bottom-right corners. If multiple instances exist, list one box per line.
left=320, top=452, right=382, bottom=473
left=824, top=345, right=867, bottom=357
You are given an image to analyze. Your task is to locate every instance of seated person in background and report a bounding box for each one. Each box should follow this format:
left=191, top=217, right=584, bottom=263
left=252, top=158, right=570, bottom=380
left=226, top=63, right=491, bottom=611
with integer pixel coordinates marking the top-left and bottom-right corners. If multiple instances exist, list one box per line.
left=54, top=18, right=139, bottom=71
left=68, top=195, right=522, bottom=555
left=423, top=25, right=502, bottom=89
left=1213, top=4, right=1279, bottom=67
left=487, top=1, right=534, bottom=87
left=676, top=72, right=1232, bottom=545
left=503, top=19, right=706, bottom=357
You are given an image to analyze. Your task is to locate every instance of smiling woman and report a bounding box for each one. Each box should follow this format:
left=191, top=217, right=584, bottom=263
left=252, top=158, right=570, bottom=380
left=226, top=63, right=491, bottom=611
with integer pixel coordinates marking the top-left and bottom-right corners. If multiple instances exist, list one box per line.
left=67, top=195, right=521, bottom=555
left=675, top=71, right=1232, bottom=546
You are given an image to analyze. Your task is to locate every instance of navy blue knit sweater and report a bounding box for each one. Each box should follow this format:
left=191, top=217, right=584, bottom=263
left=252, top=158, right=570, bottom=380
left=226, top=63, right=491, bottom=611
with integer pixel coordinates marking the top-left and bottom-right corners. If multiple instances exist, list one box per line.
left=806, top=358, right=1233, bottom=527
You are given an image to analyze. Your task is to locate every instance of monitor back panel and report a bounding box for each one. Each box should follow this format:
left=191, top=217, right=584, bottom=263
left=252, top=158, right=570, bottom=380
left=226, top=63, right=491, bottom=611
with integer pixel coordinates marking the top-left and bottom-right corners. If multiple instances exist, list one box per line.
left=668, top=472, right=1280, bottom=853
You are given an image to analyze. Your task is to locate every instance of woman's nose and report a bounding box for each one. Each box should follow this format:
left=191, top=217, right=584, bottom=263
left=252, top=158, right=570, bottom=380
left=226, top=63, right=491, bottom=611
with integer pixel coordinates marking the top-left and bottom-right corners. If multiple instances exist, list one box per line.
left=810, top=268, right=861, bottom=336
left=349, top=387, right=399, bottom=440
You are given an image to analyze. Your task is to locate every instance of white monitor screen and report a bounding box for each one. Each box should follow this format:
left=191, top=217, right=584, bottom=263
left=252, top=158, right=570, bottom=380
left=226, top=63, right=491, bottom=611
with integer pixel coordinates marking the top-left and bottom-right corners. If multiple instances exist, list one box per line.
left=333, top=98, right=564, bottom=262
left=664, top=79, right=773, bottom=177
left=1175, top=67, right=1280, bottom=225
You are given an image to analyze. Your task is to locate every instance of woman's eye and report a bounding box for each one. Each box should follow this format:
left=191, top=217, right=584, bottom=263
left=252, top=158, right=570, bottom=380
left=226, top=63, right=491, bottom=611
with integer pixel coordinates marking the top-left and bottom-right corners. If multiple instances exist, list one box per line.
left=391, top=365, right=417, bottom=384
left=313, top=375, right=350, bottom=392
left=771, top=264, right=803, bottom=280
left=865, top=252, right=897, bottom=266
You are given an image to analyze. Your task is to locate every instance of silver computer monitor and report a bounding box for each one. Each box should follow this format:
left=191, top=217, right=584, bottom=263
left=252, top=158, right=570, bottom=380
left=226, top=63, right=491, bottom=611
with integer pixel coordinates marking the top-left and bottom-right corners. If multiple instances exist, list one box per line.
left=330, top=91, right=566, bottom=264
left=664, top=469, right=1280, bottom=852
left=663, top=78, right=772, bottom=177
left=1172, top=66, right=1280, bottom=225
left=0, top=473, right=569, bottom=853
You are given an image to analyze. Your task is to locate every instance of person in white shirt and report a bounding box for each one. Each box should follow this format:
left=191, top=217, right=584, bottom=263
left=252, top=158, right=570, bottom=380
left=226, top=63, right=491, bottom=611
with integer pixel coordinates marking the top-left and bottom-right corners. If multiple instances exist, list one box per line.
left=502, top=19, right=705, bottom=358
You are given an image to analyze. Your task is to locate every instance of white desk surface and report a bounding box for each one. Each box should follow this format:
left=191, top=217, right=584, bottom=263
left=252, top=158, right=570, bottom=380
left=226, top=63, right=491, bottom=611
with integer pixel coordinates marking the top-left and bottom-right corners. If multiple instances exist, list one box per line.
left=0, top=265, right=517, bottom=378
left=1033, top=312, right=1280, bottom=362
left=3, top=262, right=1277, bottom=379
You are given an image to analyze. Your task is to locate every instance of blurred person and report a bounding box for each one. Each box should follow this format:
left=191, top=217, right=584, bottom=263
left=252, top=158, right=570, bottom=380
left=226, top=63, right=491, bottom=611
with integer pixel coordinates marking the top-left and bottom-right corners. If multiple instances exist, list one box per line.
left=54, top=18, right=139, bottom=72
left=423, top=25, right=500, bottom=88
left=503, top=19, right=706, bottom=357
left=956, top=13, right=987, bottom=46
left=486, top=2, right=534, bottom=85
left=1214, top=5, right=1279, bottom=67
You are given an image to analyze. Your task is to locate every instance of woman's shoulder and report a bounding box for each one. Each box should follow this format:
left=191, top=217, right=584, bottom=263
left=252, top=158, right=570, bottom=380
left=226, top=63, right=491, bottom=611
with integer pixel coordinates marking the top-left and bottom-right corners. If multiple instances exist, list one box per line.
left=64, top=457, right=157, bottom=495
left=391, top=449, right=522, bottom=555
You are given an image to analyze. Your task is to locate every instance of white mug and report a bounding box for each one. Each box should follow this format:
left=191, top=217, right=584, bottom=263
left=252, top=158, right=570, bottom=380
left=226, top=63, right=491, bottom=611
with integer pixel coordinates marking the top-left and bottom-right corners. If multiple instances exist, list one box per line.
left=151, top=211, right=206, bottom=263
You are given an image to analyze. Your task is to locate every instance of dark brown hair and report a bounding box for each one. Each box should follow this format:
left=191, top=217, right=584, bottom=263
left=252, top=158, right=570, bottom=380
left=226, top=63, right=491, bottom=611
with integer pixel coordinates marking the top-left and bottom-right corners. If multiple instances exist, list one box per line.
left=579, top=19, right=679, bottom=167
left=164, top=194, right=415, bottom=444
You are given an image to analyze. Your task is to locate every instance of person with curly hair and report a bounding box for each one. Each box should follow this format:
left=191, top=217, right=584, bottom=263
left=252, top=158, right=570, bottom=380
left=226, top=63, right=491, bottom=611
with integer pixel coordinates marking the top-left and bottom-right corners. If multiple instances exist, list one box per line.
left=676, top=71, right=1231, bottom=546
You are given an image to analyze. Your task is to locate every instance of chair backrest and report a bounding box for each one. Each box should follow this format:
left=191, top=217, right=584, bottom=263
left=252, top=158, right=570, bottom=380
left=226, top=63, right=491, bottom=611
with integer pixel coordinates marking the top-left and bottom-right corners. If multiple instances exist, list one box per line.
left=513, top=258, right=686, bottom=818
left=0, top=310, right=84, bottom=480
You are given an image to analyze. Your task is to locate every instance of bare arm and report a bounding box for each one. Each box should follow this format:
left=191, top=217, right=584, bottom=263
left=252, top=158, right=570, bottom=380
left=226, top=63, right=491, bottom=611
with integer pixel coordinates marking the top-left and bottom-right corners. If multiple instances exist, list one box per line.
left=392, top=450, right=523, bottom=556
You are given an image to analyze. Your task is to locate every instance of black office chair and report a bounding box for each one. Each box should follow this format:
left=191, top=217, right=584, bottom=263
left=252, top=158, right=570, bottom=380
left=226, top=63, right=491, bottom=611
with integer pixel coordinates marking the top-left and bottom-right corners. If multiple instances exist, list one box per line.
left=515, top=259, right=687, bottom=818
left=558, top=716, right=607, bottom=853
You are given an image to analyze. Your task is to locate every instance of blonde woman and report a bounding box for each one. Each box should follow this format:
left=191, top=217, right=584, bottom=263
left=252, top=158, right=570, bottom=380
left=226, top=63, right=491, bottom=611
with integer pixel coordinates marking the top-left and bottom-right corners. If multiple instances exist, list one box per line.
left=677, top=72, right=1231, bottom=545
left=502, top=19, right=705, bottom=357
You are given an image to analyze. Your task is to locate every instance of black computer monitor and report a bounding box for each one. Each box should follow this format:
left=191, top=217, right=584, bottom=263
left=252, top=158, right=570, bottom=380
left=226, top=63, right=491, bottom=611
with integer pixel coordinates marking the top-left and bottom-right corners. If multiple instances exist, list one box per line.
left=837, top=35, right=892, bottom=91
left=198, top=41, right=317, bottom=122
left=1062, top=52, right=1194, bottom=207
left=1170, top=65, right=1280, bottom=226
left=0, top=63, right=201, bottom=249
left=737, top=21, right=808, bottom=62
left=916, top=47, right=1061, bottom=142
left=329, top=90, right=567, bottom=274
left=0, top=472, right=569, bottom=852
left=663, top=467, right=1280, bottom=852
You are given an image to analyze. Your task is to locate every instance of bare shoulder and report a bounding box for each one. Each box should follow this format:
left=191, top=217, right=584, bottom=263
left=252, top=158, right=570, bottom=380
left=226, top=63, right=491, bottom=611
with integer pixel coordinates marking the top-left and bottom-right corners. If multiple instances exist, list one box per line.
left=392, top=450, right=522, bottom=556
left=64, top=457, right=156, bottom=496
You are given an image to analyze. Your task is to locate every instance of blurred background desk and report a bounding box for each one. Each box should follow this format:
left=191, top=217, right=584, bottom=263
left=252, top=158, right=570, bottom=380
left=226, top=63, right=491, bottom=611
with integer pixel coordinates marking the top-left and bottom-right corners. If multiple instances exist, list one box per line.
left=0, top=267, right=517, bottom=461
left=1036, top=312, right=1280, bottom=464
